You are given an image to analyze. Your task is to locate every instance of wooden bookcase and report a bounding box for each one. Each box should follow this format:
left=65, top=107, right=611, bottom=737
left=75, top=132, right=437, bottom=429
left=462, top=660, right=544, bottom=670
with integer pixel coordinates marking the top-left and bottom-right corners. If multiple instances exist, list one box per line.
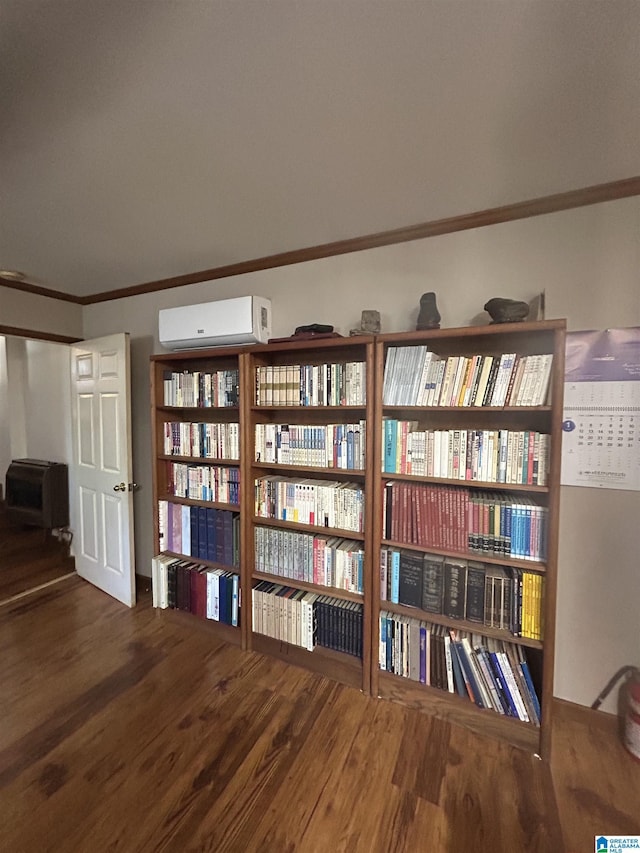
left=371, top=320, right=565, bottom=759
left=149, top=320, right=565, bottom=758
left=150, top=346, right=248, bottom=648
left=245, top=336, right=375, bottom=693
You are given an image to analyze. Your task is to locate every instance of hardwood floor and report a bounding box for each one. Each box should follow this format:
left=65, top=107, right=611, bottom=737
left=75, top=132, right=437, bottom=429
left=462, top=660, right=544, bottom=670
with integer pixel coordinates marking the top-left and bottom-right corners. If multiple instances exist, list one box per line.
left=0, top=507, right=75, bottom=604
left=1, top=577, right=638, bottom=853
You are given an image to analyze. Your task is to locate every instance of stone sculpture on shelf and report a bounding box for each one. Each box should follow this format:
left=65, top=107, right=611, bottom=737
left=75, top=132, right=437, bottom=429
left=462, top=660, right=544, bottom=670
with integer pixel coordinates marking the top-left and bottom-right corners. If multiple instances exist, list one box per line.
left=484, top=297, right=530, bottom=324
left=416, top=292, right=441, bottom=330
left=350, top=309, right=381, bottom=336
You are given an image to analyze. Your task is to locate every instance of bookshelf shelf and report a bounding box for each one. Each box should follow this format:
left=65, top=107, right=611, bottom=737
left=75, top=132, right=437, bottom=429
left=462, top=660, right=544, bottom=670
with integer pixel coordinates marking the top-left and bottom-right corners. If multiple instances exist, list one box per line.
left=253, top=462, right=366, bottom=478
left=380, top=472, right=549, bottom=493
left=373, top=320, right=565, bottom=760
left=158, top=454, right=239, bottom=465
left=252, top=633, right=364, bottom=690
left=377, top=670, right=540, bottom=753
left=158, top=405, right=240, bottom=413
left=252, top=405, right=366, bottom=412
left=252, top=570, right=365, bottom=603
left=158, top=494, right=240, bottom=512
left=380, top=600, right=544, bottom=650
left=380, top=539, right=547, bottom=572
left=253, top=517, right=366, bottom=540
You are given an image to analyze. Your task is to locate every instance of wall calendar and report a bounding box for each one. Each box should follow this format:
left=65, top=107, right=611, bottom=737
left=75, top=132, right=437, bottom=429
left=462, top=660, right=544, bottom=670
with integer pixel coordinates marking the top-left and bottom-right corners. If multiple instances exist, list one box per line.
left=561, top=327, right=640, bottom=491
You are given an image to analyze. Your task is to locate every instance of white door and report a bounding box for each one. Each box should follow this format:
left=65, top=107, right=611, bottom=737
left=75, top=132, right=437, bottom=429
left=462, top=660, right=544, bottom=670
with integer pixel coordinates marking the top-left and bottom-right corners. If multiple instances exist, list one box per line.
left=70, top=333, right=136, bottom=606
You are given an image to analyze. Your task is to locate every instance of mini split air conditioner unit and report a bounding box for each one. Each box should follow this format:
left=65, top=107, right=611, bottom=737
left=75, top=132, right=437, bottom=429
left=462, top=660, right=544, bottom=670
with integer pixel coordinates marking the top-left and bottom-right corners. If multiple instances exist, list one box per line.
left=158, top=295, right=272, bottom=350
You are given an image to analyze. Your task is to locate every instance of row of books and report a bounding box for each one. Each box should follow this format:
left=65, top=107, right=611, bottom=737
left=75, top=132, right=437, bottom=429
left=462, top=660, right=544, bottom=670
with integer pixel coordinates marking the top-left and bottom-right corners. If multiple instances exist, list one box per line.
left=255, top=362, right=366, bottom=407
left=255, top=422, right=366, bottom=470
left=381, top=550, right=544, bottom=639
left=383, top=482, right=548, bottom=562
left=254, top=526, right=364, bottom=593
left=253, top=581, right=363, bottom=657
left=166, top=462, right=240, bottom=505
left=383, top=421, right=550, bottom=486
left=163, top=368, right=240, bottom=408
left=158, top=500, right=240, bottom=567
left=382, top=346, right=553, bottom=408
left=163, top=421, right=240, bottom=461
left=379, top=614, right=541, bottom=724
left=152, top=554, right=240, bottom=626
left=255, top=476, right=365, bottom=533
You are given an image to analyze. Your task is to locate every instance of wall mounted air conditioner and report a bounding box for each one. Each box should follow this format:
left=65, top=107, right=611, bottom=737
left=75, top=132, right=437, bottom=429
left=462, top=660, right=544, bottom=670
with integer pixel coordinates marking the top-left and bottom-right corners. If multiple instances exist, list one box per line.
left=159, top=295, right=271, bottom=350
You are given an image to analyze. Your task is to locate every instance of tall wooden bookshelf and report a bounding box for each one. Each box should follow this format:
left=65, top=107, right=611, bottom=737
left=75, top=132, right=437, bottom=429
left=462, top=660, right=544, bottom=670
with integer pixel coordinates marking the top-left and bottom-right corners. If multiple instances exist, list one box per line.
left=371, top=320, right=565, bottom=759
left=245, top=336, right=375, bottom=692
left=149, top=320, right=565, bottom=758
left=150, top=346, right=247, bottom=648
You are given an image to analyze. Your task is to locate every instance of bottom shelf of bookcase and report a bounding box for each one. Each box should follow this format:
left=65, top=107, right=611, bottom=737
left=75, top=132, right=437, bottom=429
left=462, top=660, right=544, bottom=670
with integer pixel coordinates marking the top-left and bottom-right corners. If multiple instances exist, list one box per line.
left=160, top=607, right=243, bottom=647
left=251, top=632, right=364, bottom=691
left=377, top=670, right=541, bottom=754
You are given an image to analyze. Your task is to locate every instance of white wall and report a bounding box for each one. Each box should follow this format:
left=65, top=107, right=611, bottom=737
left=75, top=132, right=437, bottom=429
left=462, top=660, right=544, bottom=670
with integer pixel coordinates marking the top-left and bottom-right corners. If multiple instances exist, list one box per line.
left=1, top=336, right=72, bottom=469
left=82, top=195, right=640, bottom=712
left=0, top=287, right=82, bottom=339
left=22, top=340, right=73, bottom=463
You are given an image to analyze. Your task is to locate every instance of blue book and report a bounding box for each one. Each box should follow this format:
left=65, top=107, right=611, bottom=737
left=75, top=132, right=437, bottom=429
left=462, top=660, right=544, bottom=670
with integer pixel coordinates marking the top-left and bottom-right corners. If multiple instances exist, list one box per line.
left=231, top=574, right=239, bottom=627
left=346, top=426, right=354, bottom=470
left=190, top=505, right=199, bottom=557
left=218, top=572, right=228, bottom=624
left=386, top=615, right=394, bottom=672
left=520, top=659, right=542, bottom=723
left=419, top=625, right=427, bottom=683
left=448, top=638, right=469, bottom=698
left=205, top=507, right=216, bottom=562
left=198, top=506, right=208, bottom=560
left=379, top=615, right=387, bottom=671
left=488, top=651, right=518, bottom=718
left=384, top=419, right=398, bottom=473
left=390, top=550, right=400, bottom=603
left=453, top=641, right=483, bottom=707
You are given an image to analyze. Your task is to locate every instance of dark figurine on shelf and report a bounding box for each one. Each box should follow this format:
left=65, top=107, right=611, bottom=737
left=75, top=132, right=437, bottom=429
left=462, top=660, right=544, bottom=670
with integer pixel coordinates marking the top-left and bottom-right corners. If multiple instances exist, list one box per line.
left=484, top=297, right=530, bottom=324
left=350, top=309, right=381, bottom=336
left=416, top=292, right=441, bottom=330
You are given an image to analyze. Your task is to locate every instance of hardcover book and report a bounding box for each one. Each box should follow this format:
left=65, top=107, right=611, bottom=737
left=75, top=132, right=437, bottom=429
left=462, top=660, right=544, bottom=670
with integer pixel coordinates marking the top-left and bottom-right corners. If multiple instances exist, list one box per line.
left=421, top=554, right=444, bottom=614
left=398, top=550, right=424, bottom=608
left=443, top=558, right=467, bottom=619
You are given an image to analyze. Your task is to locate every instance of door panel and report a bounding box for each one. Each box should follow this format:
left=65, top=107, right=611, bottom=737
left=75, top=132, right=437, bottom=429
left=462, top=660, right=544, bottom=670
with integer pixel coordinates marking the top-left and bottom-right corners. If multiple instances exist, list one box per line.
left=70, top=333, right=135, bottom=606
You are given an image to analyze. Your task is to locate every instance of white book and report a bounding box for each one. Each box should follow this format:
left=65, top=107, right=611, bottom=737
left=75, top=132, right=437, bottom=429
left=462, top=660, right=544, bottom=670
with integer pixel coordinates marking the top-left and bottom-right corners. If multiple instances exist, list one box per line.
left=437, top=357, right=459, bottom=406
left=151, top=556, right=159, bottom=608
left=415, top=351, right=434, bottom=406
left=383, top=348, right=398, bottom=404
left=531, top=353, right=554, bottom=406
left=497, top=650, right=529, bottom=722
left=448, top=357, right=468, bottom=407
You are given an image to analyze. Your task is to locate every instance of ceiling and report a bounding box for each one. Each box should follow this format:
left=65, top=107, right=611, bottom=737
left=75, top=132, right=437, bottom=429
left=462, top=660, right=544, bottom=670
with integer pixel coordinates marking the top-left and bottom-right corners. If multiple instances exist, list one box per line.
left=1, top=1, right=639, bottom=299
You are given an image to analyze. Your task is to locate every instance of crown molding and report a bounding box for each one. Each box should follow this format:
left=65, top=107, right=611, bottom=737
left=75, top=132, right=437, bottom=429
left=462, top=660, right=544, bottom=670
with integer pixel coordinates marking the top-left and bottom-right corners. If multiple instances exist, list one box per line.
left=0, top=277, right=83, bottom=303
left=0, top=324, right=82, bottom=344
left=2, top=176, right=639, bottom=306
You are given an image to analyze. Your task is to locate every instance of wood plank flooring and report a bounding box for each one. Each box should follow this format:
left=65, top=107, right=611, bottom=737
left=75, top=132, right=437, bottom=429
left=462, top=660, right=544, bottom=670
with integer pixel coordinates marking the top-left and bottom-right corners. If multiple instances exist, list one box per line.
left=0, top=509, right=74, bottom=604
left=1, top=576, right=639, bottom=853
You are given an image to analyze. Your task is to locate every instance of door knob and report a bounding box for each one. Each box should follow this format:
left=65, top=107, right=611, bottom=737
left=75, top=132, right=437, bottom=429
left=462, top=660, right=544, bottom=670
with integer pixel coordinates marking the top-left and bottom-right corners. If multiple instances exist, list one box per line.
left=113, top=482, right=126, bottom=492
